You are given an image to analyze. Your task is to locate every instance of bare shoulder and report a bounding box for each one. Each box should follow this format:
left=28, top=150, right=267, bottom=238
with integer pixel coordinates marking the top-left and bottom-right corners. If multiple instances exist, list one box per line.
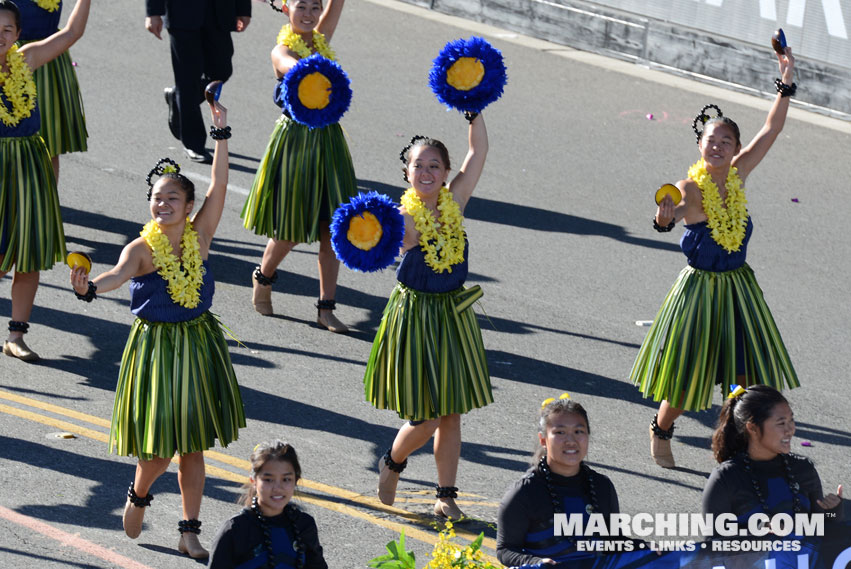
left=124, top=237, right=154, bottom=272
left=680, top=177, right=700, bottom=203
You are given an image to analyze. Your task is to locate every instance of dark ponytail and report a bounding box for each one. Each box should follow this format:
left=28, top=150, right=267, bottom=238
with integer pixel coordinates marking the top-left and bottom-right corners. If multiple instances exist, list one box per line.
left=711, top=385, right=788, bottom=463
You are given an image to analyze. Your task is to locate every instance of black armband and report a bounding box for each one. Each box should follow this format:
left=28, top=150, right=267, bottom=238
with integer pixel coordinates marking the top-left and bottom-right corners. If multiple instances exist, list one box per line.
left=75, top=281, right=97, bottom=302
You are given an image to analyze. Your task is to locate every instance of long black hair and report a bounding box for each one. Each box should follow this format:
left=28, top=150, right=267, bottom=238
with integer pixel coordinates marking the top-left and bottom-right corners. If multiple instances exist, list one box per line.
left=711, top=385, right=788, bottom=463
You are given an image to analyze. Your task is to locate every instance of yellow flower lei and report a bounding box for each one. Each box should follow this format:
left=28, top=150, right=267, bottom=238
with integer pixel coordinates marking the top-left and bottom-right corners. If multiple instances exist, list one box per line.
left=688, top=159, right=749, bottom=253
left=400, top=187, right=466, bottom=274
left=34, top=0, right=61, bottom=12
left=276, top=24, right=335, bottom=60
left=0, top=45, right=37, bottom=127
left=140, top=219, right=205, bottom=309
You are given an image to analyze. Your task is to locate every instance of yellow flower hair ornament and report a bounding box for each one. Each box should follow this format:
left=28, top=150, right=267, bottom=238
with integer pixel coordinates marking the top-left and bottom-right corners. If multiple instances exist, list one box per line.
left=146, top=157, right=183, bottom=200
left=541, top=393, right=571, bottom=409
left=728, top=384, right=747, bottom=399
left=400, top=187, right=466, bottom=274
left=0, top=45, right=37, bottom=127
left=141, top=219, right=205, bottom=309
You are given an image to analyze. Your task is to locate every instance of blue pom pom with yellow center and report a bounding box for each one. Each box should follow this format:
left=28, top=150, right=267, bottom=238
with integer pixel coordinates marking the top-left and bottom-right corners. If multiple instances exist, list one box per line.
left=429, top=37, right=507, bottom=114
left=331, top=192, right=405, bottom=273
left=278, top=53, right=352, bottom=129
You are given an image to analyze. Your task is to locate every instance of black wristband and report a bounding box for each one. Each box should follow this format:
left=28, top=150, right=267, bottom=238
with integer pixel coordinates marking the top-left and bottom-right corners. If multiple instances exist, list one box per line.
left=463, top=111, right=479, bottom=124
left=75, top=281, right=97, bottom=302
left=653, top=217, right=675, bottom=232
left=774, top=78, right=797, bottom=98
left=209, top=125, right=232, bottom=140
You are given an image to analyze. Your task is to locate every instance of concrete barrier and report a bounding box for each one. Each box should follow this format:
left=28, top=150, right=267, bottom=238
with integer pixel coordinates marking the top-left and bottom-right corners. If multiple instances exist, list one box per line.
left=399, top=0, right=851, bottom=119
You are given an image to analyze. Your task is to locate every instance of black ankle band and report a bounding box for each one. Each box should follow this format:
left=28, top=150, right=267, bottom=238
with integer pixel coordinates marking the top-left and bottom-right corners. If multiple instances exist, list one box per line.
left=436, top=486, right=458, bottom=499
left=316, top=299, right=337, bottom=311
left=178, top=519, right=202, bottom=534
left=383, top=449, right=407, bottom=473
left=253, top=266, right=278, bottom=286
left=8, top=321, right=29, bottom=333
left=127, top=482, right=153, bottom=507
left=650, top=414, right=675, bottom=440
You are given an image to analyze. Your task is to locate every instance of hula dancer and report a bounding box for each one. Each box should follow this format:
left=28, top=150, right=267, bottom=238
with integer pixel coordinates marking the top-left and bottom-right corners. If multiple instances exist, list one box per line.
left=70, top=101, right=245, bottom=559
left=497, top=395, right=621, bottom=566
left=632, top=43, right=800, bottom=468
left=704, top=385, right=843, bottom=530
left=1, top=0, right=90, bottom=362
left=242, top=0, right=357, bottom=332
left=16, top=0, right=88, bottom=181
left=368, top=113, right=492, bottom=520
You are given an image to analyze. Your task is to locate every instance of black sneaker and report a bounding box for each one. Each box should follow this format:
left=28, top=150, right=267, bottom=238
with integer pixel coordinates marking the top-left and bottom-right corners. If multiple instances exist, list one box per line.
left=183, top=147, right=212, bottom=164
left=164, top=87, right=180, bottom=140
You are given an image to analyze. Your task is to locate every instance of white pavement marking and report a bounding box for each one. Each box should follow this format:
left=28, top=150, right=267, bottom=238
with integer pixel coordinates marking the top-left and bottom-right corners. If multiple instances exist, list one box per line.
left=181, top=171, right=250, bottom=196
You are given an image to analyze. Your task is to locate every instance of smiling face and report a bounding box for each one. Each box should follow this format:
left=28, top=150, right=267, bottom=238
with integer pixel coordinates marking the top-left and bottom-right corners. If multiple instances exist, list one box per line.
left=699, top=122, right=741, bottom=169
left=539, top=411, right=589, bottom=477
left=149, top=179, right=193, bottom=226
left=285, top=0, right=323, bottom=34
left=0, top=9, right=21, bottom=59
left=406, top=145, right=449, bottom=200
left=746, top=402, right=795, bottom=460
left=251, top=459, right=298, bottom=517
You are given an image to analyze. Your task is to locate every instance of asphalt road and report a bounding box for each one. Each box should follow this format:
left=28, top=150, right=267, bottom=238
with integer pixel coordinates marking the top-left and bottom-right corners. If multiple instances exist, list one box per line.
left=1, top=0, right=849, bottom=567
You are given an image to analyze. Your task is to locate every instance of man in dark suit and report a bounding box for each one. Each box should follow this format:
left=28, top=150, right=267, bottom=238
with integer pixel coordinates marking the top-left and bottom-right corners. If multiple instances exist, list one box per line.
left=145, top=0, right=251, bottom=163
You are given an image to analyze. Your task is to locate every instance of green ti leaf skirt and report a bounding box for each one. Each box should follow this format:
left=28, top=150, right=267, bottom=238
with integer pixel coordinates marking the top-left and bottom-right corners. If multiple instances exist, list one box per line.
left=241, top=115, right=358, bottom=244
left=0, top=134, right=66, bottom=273
left=109, top=312, right=246, bottom=461
left=364, top=283, right=493, bottom=421
left=630, top=263, right=799, bottom=411
left=20, top=42, right=88, bottom=157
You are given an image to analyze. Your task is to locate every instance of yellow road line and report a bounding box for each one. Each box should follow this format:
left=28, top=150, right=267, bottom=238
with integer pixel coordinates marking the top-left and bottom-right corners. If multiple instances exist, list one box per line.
left=0, top=403, right=109, bottom=443
left=0, top=391, right=500, bottom=559
left=0, top=389, right=111, bottom=427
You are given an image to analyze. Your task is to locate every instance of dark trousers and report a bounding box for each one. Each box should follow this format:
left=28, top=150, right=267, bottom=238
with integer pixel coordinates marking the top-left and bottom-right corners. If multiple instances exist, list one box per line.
left=167, top=21, right=234, bottom=152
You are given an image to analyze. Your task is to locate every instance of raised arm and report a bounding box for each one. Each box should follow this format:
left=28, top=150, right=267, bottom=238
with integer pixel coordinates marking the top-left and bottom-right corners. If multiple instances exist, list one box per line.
left=20, top=0, right=91, bottom=71
left=317, top=0, right=345, bottom=42
left=732, top=48, right=795, bottom=180
left=192, top=102, right=229, bottom=249
left=447, top=113, right=488, bottom=212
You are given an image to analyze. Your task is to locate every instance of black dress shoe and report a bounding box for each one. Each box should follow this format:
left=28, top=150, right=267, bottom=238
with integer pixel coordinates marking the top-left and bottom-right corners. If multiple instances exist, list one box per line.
left=164, top=87, right=180, bottom=140
left=183, top=147, right=212, bottom=164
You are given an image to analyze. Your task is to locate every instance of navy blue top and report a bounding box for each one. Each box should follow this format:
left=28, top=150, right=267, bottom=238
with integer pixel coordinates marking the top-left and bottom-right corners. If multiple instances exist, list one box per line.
left=0, top=92, right=41, bottom=138
left=702, top=453, right=843, bottom=533
left=680, top=217, right=753, bottom=272
left=129, top=260, right=214, bottom=322
left=497, top=465, right=620, bottom=567
left=396, top=241, right=468, bottom=293
left=17, top=0, right=63, bottom=41
left=208, top=507, right=327, bottom=569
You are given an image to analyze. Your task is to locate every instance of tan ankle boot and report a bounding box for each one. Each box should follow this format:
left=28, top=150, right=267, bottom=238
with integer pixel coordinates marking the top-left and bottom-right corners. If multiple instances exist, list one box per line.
left=122, top=482, right=152, bottom=539
left=177, top=520, right=208, bottom=559
left=252, top=267, right=275, bottom=315
left=434, top=487, right=464, bottom=519
left=316, top=300, right=348, bottom=333
left=649, top=415, right=676, bottom=468
left=377, top=449, right=407, bottom=506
